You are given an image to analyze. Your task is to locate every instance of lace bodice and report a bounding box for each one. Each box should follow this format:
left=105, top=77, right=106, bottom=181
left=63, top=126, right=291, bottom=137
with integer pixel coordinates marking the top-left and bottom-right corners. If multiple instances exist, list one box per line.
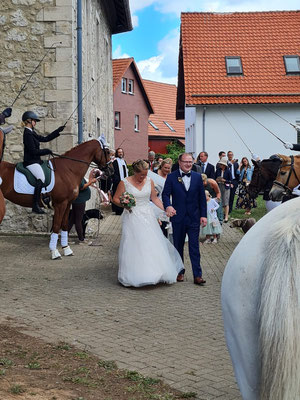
left=123, top=176, right=151, bottom=210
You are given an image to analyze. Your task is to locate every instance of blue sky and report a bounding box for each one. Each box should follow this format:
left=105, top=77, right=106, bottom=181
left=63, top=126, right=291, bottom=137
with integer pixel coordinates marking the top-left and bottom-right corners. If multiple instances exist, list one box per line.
left=112, top=0, right=299, bottom=84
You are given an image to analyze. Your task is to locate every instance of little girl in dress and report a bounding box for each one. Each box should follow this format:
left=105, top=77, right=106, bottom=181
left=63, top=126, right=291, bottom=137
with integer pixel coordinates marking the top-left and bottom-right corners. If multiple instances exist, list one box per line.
left=201, top=190, right=222, bottom=244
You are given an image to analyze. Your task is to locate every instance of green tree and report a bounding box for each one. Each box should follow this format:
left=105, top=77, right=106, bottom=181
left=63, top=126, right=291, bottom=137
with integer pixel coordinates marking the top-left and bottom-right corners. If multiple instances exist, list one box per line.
left=165, top=141, right=185, bottom=163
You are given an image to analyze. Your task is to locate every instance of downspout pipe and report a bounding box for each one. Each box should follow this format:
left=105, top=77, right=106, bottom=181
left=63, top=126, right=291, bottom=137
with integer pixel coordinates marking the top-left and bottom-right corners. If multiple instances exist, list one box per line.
left=202, top=106, right=206, bottom=150
left=77, top=0, right=83, bottom=143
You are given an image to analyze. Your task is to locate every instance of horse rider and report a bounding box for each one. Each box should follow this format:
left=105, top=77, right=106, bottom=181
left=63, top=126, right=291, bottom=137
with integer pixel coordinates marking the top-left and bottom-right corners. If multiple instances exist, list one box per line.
left=22, top=111, right=65, bottom=214
left=284, top=142, right=300, bottom=151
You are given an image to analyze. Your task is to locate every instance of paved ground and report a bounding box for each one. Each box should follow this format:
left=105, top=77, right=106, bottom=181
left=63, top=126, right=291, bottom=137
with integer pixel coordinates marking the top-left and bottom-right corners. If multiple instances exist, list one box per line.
left=0, top=211, right=243, bottom=399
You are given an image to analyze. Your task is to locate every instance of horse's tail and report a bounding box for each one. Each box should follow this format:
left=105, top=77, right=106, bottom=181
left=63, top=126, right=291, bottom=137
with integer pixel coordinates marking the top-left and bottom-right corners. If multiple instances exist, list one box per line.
left=259, top=212, right=300, bottom=400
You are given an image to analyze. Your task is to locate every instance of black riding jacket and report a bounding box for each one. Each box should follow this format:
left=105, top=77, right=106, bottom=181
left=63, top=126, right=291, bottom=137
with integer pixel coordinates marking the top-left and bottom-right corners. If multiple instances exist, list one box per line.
left=23, top=127, right=60, bottom=167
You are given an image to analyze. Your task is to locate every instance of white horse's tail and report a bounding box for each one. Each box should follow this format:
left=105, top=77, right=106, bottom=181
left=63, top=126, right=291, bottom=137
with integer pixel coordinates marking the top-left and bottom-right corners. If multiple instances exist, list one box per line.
left=259, top=213, right=300, bottom=400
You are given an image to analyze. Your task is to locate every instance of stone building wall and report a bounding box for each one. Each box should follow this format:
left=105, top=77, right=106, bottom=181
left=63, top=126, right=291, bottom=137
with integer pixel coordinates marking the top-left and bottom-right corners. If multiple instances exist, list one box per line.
left=0, top=0, right=114, bottom=233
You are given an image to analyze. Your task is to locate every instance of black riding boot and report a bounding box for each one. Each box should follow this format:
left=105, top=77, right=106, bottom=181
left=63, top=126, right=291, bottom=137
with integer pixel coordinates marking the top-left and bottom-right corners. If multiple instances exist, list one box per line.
left=32, top=179, right=45, bottom=214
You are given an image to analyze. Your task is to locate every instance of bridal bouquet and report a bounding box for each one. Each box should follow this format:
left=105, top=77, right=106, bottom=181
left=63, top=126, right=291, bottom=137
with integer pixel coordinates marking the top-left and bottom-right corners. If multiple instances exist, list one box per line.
left=120, top=191, right=136, bottom=213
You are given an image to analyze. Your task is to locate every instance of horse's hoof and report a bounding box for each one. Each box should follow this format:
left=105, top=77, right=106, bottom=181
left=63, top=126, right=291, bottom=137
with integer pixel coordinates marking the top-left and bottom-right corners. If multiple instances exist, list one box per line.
left=63, top=245, right=73, bottom=257
left=51, top=249, right=62, bottom=260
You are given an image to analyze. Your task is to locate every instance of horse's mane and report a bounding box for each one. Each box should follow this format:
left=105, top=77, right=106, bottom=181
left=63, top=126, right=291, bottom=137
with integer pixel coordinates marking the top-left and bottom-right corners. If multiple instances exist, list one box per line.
left=259, top=198, right=300, bottom=399
left=276, top=153, right=300, bottom=162
left=62, top=139, right=97, bottom=157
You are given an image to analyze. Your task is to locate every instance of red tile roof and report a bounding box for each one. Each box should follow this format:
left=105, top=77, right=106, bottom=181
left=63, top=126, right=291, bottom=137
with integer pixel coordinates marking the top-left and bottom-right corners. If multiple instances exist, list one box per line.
left=112, top=58, right=133, bottom=91
left=112, top=58, right=154, bottom=113
left=179, top=11, right=300, bottom=106
left=143, top=79, right=185, bottom=138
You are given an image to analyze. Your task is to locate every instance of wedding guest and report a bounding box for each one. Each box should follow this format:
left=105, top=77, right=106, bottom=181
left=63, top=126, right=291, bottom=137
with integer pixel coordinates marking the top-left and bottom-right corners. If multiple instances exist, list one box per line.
left=227, top=150, right=239, bottom=214
left=216, top=151, right=226, bottom=168
left=235, top=157, right=257, bottom=215
left=162, top=153, right=207, bottom=285
left=68, top=175, right=97, bottom=244
left=147, top=150, right=156, bottom=171
left=153, top=155, right=164, bottom=172
left=111, top=148, right=128, bottom=215
left=215, top=157, right=232, bottom=223
left=112, top=159, right=183, bottom=287
left=196, top=151, right=215, bottom=179
left=154, top=158, right=172, bottom=237
left=201, top=190, right=222, bottom=244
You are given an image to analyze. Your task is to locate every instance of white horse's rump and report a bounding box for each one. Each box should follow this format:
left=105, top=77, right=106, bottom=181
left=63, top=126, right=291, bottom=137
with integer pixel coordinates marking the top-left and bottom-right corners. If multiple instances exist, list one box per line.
left=221, top=197, right=300, bottom=400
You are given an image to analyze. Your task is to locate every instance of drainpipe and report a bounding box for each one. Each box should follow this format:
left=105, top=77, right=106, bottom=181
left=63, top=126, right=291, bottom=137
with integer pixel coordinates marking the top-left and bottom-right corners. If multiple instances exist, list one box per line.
left=77, top=0, right=83, bottom=143
left=202, top=106, right=206, bottom=150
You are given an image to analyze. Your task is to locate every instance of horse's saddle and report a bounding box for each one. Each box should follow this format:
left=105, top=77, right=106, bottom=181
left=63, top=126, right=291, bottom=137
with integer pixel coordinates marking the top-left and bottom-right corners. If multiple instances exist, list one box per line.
left=14, top=161, right=55, bottom=195
left=16, top=161, right=52, bottom=187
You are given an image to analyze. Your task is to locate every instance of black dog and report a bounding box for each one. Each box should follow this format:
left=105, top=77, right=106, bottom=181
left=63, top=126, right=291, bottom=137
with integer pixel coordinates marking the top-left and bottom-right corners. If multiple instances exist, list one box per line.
left=82, top=208, right=103, bottom=238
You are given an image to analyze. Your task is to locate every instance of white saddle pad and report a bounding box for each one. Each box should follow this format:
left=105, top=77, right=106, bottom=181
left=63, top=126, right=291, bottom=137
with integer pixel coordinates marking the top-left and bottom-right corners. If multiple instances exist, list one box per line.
left=14, top=161, right=55, bottom=194
left=0, top=176, right=2, bottom=185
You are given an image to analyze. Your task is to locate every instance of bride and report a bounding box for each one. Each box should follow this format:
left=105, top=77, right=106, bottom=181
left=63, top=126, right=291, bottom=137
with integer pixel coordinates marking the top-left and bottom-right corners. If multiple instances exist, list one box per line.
left=112, top=159, right=183, bottom=287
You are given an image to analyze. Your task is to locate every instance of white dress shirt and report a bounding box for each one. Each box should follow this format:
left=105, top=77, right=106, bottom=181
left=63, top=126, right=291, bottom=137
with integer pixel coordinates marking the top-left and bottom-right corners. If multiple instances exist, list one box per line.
left=179, top=168, right=191, bottom=191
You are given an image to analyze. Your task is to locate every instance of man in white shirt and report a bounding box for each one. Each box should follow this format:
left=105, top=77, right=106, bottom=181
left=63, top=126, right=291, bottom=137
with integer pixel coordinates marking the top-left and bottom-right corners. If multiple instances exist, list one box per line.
left=227, top=151, right=239, bottom=214
left=111, top=148, right=128, bottom=215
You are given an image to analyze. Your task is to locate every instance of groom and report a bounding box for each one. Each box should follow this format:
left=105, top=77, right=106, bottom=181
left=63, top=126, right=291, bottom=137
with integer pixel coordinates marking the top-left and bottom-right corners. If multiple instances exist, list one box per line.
left=162, top=153, right=207, bottom=285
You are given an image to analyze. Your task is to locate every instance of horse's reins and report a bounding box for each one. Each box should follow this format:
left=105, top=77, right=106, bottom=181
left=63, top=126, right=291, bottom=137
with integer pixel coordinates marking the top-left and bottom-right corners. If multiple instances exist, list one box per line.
left=219, top=107, right=254, bottom=156
left=49, top=152, right=112, bottom=171
left=272, top=155, right=300, bottom=195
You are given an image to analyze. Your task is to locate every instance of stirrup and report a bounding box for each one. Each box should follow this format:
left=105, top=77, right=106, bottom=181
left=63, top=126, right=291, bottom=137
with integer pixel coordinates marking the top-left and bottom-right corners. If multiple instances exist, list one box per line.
left=51, top=249, right=62, bottom=260
left=32, top=205, right=45, bottom=214
left=62, top=245, right=73, bottom=257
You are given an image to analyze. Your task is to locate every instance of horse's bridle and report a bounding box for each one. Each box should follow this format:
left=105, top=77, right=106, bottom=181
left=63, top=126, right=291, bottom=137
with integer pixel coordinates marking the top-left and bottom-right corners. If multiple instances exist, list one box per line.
left=272, top=155, right=300, bottom=195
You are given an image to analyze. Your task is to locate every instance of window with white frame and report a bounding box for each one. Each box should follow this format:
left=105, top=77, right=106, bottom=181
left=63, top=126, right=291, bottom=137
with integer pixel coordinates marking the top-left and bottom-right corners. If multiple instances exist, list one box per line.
left=225, top=56, right=243, bottom=75
left=121, top=78, right=127, bottom=93
left=284, top=56, right=300, bottom=74
left=115, top=112, right=121, bottom=129
left=134, top=114, right=139, bottom=131
left=128, top=79, right=134, bottom=94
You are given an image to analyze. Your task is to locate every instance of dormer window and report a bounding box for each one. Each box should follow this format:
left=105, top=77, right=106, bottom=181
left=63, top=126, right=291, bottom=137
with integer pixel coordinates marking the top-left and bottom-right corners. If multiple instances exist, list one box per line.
left=121, top=78, right=127, bottom=93
left=225, top=57, right=243, bottom=75
left=163, top=121, right=176, bottom=132
left=149, top=120, right=159, bottom=130
left=128, top=79, right=134, bottom=94
left=284, top=56, right=300, bottom=74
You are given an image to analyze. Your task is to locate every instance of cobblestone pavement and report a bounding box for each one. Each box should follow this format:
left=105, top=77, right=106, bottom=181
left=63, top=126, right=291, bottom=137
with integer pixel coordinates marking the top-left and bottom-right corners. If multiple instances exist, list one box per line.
left=0, top=212, right=243, bottom=399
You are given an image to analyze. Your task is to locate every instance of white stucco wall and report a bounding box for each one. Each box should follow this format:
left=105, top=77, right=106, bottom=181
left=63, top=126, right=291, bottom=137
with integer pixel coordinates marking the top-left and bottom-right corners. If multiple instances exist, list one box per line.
left=186, top=104, right=300, bottom=166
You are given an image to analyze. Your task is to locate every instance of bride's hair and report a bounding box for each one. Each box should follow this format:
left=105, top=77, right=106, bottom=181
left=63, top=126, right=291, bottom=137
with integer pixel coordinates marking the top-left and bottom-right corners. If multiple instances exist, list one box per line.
left=132, top=159, right=149, bottom=173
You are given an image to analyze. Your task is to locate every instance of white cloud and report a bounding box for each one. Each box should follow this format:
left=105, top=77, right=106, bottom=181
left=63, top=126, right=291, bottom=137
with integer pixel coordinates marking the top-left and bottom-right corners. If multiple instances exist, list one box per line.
left=112, top=45, right=131, bottom=60
left=129, top=0, right=300, bottom=16
left=137, top=55, right=177, bottom=84
left=131, top=15, right=139, bottom=28
left=136, top=29, right=180, bottom=84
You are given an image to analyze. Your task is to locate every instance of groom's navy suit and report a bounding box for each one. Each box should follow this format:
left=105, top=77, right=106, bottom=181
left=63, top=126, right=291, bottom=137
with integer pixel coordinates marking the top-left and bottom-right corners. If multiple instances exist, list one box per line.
left=162, top=169, right=207, bottom=278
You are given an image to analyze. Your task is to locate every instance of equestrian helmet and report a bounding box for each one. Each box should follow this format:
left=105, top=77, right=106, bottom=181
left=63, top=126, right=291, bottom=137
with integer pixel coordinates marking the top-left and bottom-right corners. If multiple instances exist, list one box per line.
left=22, top=111, right=41, bottom=122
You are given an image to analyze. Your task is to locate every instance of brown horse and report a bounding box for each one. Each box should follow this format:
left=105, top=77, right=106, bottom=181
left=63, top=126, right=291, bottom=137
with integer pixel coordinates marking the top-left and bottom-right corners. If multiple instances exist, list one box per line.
left=0, top=128, right=5, bottom=224
left=269, top=154, right=300, bottom=201
left=0, top=139, right=112, bottom=258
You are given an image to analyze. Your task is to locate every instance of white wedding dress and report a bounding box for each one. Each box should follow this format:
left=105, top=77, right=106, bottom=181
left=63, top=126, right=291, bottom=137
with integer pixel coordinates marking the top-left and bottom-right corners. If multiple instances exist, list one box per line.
left=118, top=176, right=183, bottom=287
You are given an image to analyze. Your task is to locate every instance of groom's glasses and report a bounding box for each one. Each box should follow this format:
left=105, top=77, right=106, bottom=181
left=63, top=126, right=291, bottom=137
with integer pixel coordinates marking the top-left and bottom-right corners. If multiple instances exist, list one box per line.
left=180, top=161, right=193, bottom=164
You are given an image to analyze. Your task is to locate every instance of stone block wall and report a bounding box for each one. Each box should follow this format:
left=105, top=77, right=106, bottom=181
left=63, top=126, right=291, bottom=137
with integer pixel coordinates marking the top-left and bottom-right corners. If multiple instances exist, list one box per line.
left=0, top=0, right=114, bottom=233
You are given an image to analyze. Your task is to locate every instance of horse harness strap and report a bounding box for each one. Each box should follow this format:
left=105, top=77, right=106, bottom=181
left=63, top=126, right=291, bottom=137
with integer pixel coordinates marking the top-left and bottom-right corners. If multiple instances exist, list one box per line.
left=273, top=156, right=300, bottom=194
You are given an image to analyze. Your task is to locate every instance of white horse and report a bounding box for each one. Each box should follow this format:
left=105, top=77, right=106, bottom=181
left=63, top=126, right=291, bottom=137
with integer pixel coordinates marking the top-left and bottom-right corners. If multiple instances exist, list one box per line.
left=222, top=197, right=300, bottom=400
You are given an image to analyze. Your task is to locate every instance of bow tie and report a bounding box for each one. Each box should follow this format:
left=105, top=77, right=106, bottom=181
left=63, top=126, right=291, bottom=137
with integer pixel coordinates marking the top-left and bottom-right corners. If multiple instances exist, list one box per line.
left=182, top=172, right=191, bottom=177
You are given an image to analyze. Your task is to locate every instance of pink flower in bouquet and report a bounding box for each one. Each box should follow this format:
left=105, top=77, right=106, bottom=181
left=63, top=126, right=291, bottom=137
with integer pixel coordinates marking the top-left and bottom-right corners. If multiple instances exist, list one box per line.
left=119, top=191, right=136, bottom=213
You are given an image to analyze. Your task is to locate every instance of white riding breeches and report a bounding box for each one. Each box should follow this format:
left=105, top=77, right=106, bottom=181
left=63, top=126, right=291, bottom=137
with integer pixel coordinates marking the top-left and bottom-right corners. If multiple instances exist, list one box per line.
left=26, top=163, right=45, bottom=183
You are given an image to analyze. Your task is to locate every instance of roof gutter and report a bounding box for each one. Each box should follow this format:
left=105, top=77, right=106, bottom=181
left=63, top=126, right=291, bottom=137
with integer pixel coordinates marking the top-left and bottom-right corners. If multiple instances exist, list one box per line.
left=192, top=93, right=300, bottom=97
